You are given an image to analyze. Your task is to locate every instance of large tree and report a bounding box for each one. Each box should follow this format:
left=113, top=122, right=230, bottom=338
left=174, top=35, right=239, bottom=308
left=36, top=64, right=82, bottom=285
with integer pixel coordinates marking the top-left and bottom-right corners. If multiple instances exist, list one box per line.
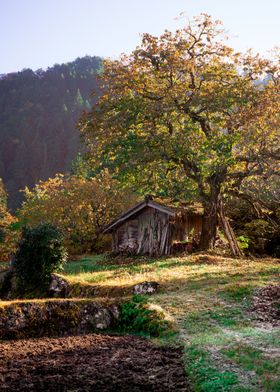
left=79, top=14, right=280, bottom=253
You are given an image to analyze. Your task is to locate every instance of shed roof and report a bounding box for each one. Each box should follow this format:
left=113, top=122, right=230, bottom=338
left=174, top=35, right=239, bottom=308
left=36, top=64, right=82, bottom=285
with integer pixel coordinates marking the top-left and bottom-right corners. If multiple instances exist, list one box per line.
left=102, top=199, right=176, bottom=234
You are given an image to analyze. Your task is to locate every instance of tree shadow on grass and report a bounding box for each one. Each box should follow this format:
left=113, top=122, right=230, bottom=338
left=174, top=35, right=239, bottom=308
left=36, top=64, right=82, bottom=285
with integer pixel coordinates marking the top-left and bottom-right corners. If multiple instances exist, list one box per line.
left=65, top=254, right=279, bottom=278
left=157, top=267, right=279, bottom=294
left=64, top=265, right=279, bottom=300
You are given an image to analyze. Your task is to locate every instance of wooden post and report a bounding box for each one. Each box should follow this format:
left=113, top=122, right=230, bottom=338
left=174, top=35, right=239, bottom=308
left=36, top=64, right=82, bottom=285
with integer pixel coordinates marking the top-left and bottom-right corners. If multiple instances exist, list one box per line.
left=218, top=199, right=243, bottom=257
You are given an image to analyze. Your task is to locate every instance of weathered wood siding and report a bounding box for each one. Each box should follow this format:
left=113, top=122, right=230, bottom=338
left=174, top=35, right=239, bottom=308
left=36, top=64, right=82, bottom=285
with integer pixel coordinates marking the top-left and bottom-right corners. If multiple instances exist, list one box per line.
left=171, top=213, right=203, bottom=243
left=112, top=207, right=171, bottom=256
left=113, top=219, right=138, bottom=253
left=112, top=207, right=202, bottom=256
left=137, top=207, right=171, bottom=256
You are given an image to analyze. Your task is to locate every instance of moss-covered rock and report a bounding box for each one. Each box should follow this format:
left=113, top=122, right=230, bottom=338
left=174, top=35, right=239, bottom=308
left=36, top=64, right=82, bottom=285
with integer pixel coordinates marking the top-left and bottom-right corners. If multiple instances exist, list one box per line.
left=0, top=299, right=119, bottom=339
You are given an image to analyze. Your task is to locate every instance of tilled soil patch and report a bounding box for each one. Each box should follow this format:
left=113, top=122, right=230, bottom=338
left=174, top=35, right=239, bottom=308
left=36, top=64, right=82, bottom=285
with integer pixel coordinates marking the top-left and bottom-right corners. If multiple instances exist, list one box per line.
left=0, top=333, right=189, bottom=391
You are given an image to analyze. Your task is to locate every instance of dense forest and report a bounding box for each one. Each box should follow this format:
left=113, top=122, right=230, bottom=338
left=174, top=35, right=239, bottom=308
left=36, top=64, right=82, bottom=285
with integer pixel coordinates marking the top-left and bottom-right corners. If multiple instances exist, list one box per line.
left=0, top=56, right=102, bottom=210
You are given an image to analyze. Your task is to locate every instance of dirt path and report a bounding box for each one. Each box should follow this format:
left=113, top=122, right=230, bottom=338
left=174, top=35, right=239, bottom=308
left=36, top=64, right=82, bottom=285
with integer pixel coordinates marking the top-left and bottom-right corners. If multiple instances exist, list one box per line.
left=0, top=333, right=189, bottom=391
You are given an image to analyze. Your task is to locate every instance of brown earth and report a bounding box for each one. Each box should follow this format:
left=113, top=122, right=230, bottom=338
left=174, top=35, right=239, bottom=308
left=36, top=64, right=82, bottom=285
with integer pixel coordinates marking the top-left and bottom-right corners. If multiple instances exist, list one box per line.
left=252, top=284, right=280, bottom=326
left=0, top=333, right=189, bottom=391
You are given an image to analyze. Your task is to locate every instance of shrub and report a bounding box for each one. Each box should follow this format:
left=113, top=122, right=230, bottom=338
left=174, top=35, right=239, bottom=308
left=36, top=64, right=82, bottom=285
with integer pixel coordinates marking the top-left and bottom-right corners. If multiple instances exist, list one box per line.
left=237, top=235, right=250, bottom=251
left=117, top=295, right=168, bottom=337
left=14, top=223, right=67, bottom=292
left=240, top=219, right=275, bottom=254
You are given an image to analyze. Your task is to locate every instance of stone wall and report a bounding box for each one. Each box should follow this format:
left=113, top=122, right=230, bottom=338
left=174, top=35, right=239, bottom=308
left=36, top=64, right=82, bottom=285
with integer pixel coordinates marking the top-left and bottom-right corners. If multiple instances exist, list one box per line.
left=0, top=299, right=119, bottom=339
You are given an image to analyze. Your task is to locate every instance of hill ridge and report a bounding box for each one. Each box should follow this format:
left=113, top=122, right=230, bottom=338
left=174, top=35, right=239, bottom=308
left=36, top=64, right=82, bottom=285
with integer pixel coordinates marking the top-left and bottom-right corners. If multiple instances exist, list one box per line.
left=0, top=55, right=102, bottom=210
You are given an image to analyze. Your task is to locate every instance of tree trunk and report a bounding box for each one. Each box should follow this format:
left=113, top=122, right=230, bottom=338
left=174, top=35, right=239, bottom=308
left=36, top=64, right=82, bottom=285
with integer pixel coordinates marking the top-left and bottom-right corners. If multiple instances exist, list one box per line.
left=197, top=169, right=244, bottom=255
left=199, top=195, right=219, bottom=251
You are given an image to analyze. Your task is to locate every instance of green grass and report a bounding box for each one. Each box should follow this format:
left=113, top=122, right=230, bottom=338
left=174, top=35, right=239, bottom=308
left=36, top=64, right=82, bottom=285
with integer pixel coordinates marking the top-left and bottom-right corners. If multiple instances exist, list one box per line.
left=62, top=255, right=109, bottom=274
left=184, top=346, right=244, bottom=392
left=61, top=254, right=280, bottom=391
left=218, top=285, right=255, bottom=303
left=222, top=344, right=280, bottom=391
left=181, top=309, right=278, bottom=391
left=2, top=253, right=278, bottom=390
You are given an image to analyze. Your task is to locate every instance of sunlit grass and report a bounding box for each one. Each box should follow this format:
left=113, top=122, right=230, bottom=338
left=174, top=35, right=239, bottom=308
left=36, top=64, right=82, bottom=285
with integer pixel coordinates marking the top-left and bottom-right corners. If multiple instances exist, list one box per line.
left=63, top=255, right=278, bottom=290
left=61, top=254, right=280, bottom=391
left=2, top=250, right=279, bottom=391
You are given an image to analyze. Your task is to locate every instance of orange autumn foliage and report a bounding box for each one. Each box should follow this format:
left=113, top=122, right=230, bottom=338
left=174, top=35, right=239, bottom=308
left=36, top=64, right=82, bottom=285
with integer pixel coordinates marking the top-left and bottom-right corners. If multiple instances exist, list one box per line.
left=0, top=179, right=17, bottom=261
left=19, top=171, right=138, bottom=254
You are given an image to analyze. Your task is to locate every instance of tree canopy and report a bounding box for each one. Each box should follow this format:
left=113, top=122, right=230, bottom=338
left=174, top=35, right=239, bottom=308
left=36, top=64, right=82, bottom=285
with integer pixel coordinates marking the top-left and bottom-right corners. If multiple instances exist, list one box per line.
left=19, top=171, right=137, bottom=254
left=79, top=14, right=280, bottom=251
left=0, top=179, right=17, bottom=260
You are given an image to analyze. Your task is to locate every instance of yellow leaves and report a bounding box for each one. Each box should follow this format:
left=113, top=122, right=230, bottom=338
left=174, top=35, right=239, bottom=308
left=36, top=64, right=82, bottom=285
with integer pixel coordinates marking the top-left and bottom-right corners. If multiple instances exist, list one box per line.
left=78, top=13, right=279, bottom=205
left=19, top=171, right=138, bottom=254
left=0, top=180, right=18, bottom=261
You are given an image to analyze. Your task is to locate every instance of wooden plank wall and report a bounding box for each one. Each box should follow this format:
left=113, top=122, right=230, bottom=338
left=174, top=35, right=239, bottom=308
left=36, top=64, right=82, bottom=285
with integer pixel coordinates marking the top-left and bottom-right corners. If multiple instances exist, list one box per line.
left=171, top=213, right=203, bottom=243
left=114, top=219, right=138, bottom=253
left=112, top=208, right=203, bottom=256
left=137, top=208, right=170, bottom=256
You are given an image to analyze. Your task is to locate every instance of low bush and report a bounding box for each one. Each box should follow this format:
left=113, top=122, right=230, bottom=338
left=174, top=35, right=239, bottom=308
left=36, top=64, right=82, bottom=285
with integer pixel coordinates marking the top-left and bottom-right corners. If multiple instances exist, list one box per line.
left=117, top=295, right=168, bottom=337
left=14, top=223, right=67, bottom=293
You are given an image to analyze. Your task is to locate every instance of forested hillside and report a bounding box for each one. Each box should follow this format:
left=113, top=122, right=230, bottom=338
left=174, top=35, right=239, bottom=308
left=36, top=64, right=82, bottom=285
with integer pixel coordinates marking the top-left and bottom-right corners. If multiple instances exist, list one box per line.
left=0, top=56, right=102, bottom=210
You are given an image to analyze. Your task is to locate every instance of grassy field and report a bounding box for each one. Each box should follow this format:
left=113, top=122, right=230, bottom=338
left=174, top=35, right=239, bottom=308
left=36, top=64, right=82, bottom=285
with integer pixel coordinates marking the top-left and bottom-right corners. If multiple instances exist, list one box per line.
left=62, top=254, right=280, bottom=392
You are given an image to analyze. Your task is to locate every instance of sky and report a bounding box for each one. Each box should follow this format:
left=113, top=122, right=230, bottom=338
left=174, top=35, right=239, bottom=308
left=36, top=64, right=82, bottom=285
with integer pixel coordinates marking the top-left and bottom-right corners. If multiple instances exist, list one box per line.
left=0, top=0, right=279, bottom=74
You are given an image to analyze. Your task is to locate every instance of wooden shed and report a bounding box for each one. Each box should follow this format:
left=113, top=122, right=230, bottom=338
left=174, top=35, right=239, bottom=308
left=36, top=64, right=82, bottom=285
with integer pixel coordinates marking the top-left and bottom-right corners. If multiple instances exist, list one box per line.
left=103, top=197, right=203, bottom=256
